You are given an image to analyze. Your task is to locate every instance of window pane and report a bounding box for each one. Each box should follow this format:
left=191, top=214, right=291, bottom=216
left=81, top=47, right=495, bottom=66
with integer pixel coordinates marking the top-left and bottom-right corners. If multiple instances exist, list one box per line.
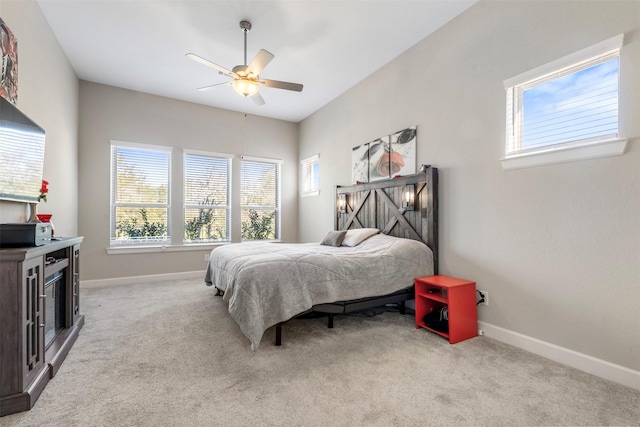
left=184, top=208, right=228, bottom=242
left=312, top=162, right=320, bottom=190
left=184, top=154, right=229, bottom=206
left=114, top=207, right=168, bottom=242
left=111, top=144, right=170, bottom=244
left=522, top=58, right=619, bottom=150
left=241, top=208, right=276, bottom=240
left=302, top=159, right=320, bottom=193
left=241, top=160, right=279, bottom=240
left=114, top=146, right=169, bottom=203
left=241, top=161, right=277, bottom=207
left=183, top=153, right=230, bottom=243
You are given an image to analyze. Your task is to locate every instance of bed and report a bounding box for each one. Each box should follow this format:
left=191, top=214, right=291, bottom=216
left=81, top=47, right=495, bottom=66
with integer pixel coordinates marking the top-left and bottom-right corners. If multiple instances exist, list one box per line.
left=205, top=167, right=438, bottom=349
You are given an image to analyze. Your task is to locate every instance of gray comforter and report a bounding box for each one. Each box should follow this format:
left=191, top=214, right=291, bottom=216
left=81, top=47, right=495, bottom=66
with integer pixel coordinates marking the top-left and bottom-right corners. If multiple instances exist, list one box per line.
left=204, top=234, right=434, bottom=349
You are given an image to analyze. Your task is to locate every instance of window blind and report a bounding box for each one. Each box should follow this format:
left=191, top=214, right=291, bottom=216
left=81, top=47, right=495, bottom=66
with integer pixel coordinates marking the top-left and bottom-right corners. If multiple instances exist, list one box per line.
left=240, top=158, right=280, bottom=240
left=183, top=152, right=231, bottom=242
left=505, top=34, right=623, bottom=157
left=519, top=55, right=619, bottom=152
left=301, top=154, right=319, bottom=193
left=111, top=142, right=171, bottom=244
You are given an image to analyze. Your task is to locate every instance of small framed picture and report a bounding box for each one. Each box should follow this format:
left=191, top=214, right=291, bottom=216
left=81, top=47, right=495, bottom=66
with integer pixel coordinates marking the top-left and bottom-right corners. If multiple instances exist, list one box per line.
left=0, top=18, right=18, bottom=104
left=352, top=143, right=369, bottom=183
left=389, top=126, right=416, bottom=176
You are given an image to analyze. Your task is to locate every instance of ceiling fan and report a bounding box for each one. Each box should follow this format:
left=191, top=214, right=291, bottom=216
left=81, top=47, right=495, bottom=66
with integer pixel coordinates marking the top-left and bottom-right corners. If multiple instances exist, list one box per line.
left=186, top=20, right=303, bottom=106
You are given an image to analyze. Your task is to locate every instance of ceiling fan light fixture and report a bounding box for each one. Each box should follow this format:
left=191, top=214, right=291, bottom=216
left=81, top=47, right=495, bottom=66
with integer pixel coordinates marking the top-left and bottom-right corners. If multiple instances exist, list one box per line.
left=187, top=20, right=302, bottom=105
left=232, top=78, right=259, bottom=97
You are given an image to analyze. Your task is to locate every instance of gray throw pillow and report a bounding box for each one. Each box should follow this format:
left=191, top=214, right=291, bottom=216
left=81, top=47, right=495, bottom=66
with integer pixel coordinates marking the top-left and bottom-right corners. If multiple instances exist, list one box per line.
left=321, top=230, right=347, bottom=247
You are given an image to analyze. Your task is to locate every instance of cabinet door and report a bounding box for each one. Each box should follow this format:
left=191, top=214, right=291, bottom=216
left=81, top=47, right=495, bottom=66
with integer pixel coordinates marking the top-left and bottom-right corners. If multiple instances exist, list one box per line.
left=23, top=256, right=45, bottom=387
left=71, top=244, right=81, bottom=322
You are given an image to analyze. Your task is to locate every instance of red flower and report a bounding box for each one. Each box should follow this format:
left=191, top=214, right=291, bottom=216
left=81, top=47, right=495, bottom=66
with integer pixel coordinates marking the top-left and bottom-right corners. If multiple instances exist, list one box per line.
left=38, top=179, right=49, bottom=202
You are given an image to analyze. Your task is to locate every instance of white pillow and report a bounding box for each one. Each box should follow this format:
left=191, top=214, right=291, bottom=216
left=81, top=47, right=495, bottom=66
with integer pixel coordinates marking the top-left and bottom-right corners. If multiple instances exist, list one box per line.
left=341, top=228, right=380, bottom=247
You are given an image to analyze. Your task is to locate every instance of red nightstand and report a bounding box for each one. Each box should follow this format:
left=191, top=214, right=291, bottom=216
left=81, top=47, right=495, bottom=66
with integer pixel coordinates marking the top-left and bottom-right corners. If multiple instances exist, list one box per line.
left=415, top=275, right=478, bottom=344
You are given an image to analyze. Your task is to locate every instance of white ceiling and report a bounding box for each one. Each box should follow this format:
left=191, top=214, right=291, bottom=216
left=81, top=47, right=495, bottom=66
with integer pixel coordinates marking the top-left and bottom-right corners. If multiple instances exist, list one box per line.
left=37, top=0, right=477, bottom=123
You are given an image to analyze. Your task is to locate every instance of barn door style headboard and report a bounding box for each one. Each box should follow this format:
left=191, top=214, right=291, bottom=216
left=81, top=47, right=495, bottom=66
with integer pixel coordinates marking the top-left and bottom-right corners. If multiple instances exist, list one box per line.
left=335, top=167, right=438, bottom=273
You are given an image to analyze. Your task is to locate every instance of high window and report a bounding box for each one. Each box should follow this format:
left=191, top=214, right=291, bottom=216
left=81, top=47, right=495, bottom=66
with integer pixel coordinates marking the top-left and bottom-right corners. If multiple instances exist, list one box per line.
left=300, top=154, right=320, bottom=197
left=502, top=34, right=626, bottom=169
left=240, top=156, right=280, bottom=240
left=183, top=151, right=232, bottom=243
left=110, top=142, right=171, bottom=245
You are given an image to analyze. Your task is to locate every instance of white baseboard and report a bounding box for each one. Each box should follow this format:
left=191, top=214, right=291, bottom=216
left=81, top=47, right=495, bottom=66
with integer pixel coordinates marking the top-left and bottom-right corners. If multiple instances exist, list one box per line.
left=479, top=321, right=640, bottom=392
left=81, top=270, right=206, bottom=289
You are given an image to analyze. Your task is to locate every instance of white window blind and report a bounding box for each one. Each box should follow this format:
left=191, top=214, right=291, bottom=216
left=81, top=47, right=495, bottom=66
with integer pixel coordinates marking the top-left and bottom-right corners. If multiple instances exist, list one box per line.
left=110, top=142, right=171, bottom=245
left=504, top=34, right=624, bottom=163
left=183, top=151, right=231, bottom=243
left=301, top=154, right=320, bottom=196
left=240, top=157, right=280, bottom=240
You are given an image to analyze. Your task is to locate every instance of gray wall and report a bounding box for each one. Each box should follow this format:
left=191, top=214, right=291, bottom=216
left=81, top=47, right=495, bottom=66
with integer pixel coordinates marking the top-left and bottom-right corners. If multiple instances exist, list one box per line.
left=78, top=82, right=298, bottom=281
left=299, top=0, right=640, bottom=373
left=2, top=0, right=638, bottom=382
left=0, top=0, right=79, bottom=235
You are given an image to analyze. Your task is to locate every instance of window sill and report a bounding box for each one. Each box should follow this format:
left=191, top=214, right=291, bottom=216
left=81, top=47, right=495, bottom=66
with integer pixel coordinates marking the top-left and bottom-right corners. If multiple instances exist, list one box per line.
left=301, top=190, right=320, bottom=197
left=500, top=137, right=628, bottom=170
left=106, top=242, right=229, bottom=255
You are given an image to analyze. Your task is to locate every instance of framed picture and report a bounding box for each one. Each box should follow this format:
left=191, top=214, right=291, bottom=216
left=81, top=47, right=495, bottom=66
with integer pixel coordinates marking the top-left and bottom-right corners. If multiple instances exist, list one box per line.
left=389, top=126, right=416, bottom=176
left=351, top=126, right=417, bottom=183
left=351, top=143, right=369, bottom=183
left=368, top=137, right=390, bottom=182
left=0, top=18, right=18, bottom=104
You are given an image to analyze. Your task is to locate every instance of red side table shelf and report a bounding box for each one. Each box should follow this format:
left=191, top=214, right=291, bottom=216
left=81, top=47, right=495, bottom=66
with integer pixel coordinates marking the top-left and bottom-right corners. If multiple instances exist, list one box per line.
left=415, top=275, right=478, bottom=344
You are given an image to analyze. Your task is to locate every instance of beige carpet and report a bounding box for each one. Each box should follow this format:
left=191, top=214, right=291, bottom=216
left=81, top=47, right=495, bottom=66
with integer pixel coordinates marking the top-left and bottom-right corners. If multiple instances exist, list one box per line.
left=3, top=278, right=639, bottom=426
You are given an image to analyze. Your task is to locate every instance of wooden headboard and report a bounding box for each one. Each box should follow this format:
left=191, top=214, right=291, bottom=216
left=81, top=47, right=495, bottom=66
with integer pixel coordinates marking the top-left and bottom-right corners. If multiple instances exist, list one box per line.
left=335, top=167, right=438, bottom=273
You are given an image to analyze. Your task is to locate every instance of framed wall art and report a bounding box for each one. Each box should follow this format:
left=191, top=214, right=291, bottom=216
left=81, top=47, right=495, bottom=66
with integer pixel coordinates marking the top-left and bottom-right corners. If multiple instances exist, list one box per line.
left=351, top=126, right=417, bottom=184
left=351, top=142, right=370, bottom=183
left=368, top=136, right=390, bottom=182
left=0, top=18, right=18, bottom=104
left=389, top=126, right=416, bottom=176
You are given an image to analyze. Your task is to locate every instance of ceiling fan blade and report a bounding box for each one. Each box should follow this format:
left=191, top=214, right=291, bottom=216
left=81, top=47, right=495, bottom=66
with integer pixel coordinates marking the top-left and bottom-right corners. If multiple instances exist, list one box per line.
left=260, top=79, right=304, bottom=92
left=186, top=53, right=236, bottom=77
left=197, top=82, right=231, bottom=91
left=251, top=92, right=265, bottom=106
left=247, top=49, right=274, bottom=76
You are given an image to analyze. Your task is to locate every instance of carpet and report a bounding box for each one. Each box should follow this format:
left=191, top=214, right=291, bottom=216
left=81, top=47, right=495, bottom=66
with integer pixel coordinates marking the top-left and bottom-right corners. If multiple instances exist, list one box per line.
left=2, top=278, right=639, bottom=426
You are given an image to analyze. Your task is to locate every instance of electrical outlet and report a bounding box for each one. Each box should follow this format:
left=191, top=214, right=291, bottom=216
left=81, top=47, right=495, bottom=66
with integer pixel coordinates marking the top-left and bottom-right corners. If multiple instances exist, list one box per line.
left=478, top=290, right=489, bottom=306
left=203, top=253, right=209, bottom=262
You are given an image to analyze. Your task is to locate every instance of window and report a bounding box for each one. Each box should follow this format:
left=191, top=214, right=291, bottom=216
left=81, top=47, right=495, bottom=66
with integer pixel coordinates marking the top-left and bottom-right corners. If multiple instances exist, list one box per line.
left=300, top=154, right=320, bottom=196
left=183, top=151, right=232, bottom=243
left=111, top=141, right=171, bottom=245
left=240, top=156, right=280, bottom=240
left=502, top=34, right=627, bottom=170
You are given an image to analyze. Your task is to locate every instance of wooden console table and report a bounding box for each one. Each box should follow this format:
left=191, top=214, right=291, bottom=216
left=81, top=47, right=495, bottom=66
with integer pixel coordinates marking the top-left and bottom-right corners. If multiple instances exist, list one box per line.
left=0, top=237, right=84, bottom=417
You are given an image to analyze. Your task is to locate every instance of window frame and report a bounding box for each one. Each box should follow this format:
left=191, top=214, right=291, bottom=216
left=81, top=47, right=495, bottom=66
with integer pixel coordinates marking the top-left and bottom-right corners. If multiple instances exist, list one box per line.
left=502, top=34, right=627, bottom=170
left=300, top=154, right=320, bottom=197
left=110, top=140, right=172, bottom=247
left=183, top=149, right=233, bottom=244
left=240, top=155, right=282, bottom=241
